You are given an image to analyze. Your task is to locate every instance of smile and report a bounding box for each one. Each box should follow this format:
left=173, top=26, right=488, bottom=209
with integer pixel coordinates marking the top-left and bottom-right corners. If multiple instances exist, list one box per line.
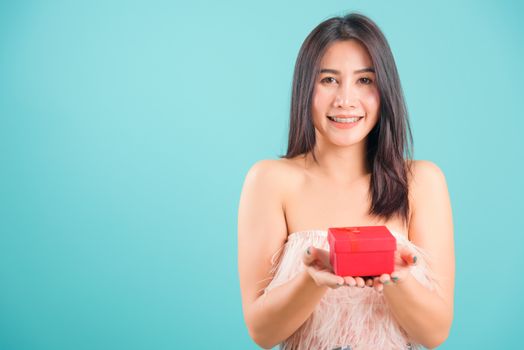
left=327, top=116, right=363, bottom=123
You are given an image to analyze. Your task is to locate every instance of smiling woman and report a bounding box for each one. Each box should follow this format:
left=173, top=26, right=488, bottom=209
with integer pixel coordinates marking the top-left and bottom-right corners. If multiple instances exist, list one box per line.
left=237, top=13, right=455, bottom=350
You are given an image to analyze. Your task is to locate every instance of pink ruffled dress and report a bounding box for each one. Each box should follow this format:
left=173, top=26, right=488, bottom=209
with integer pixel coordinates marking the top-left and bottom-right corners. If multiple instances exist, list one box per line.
left=260, top=229, right=441, bottom=350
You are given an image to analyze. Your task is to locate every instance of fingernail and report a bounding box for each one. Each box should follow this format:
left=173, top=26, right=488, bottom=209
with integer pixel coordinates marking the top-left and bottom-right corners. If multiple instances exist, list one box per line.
left=392, top=276, right=399, bottom=283
left=306, top=247, right=311, bottom=255
left=336, top=282, right=344, bottom=287
left=383, top=280, right=390, bottom=285
left=413, top=255, right=418, bottom=264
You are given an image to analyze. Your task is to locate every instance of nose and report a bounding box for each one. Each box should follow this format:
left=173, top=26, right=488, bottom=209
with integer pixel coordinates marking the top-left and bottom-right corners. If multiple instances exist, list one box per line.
left=334, top=84, right=358, bottom=109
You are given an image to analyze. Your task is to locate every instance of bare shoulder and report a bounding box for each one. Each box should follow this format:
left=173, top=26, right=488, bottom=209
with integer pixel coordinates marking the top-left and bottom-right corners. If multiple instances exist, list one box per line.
left=407, top=160, right=449, bottom=204
left=239, top=158, right=301, bottom=241
left=408, top=160, right=447, bottom=187
left=243, top=157, right=305, bottom=193
left=244, top=158, right=292, bottom=181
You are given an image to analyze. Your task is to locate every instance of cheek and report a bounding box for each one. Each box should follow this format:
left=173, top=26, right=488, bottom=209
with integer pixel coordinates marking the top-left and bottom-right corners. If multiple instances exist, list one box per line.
left=312, top=88, right=332, bottom=113
left=362, top=89, right=380, bottom=114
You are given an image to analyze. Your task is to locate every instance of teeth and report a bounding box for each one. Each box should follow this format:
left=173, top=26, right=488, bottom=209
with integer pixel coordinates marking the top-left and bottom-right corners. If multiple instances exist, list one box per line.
left=329, top=116, right=362, bottom=123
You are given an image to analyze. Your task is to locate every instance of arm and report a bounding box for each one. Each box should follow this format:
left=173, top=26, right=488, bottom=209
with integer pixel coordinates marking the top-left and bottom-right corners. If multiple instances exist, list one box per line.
left=237, top=160, right=331, bottom=349
left=383, top=160, right=455, bottom=349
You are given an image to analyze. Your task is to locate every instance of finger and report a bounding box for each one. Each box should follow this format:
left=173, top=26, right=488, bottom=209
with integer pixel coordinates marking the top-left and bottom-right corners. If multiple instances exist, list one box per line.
left=401, top=252, right=416, bottom=265
left=312, top=268, right=345, bottom=289
left=397, top=247, right=417, bottom=266
left=302, top=246, right=317, bottom=266
left=344, top=276, right=357, bottom=287
left=379, top=274, right=391, bottom=284
left=355, top=277, right=365, bottom=288
left=373, top=277, right=383, bottom=292
left=365, top=278, right=373, bottom=287
left=311, top=246, right=333, bottom=268
left=391, top=271, right=400, bottom=284
left=303, top=245, right=333, bottom=269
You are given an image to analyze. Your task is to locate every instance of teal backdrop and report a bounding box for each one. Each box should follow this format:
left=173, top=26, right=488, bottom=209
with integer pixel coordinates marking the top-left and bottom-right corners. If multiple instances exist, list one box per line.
left=1, top=0, right=522, bottom=349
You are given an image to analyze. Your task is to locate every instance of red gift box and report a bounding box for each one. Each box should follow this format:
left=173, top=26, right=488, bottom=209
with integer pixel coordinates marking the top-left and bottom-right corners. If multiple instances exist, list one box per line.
left=328, top=226, right=397, bottom=277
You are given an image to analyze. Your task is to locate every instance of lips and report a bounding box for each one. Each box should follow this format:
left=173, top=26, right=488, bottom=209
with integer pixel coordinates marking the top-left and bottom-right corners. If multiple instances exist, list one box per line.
left=326, top=114, right=364, bottom=129
left=327, top=115, right=364, bottom=122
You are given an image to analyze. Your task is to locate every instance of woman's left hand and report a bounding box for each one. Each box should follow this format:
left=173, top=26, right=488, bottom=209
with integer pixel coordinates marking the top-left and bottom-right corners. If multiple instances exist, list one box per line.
left=371, top=246, right=418, bottom=292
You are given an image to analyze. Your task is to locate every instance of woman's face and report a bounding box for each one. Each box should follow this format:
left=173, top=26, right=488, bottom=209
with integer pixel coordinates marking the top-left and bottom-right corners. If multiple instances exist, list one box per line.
left=312, top=39, right=380, bottom=147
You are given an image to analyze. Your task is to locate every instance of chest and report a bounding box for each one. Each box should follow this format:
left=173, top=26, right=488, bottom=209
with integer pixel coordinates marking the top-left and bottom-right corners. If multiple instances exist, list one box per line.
left=283, top=175, right=405, bottom=236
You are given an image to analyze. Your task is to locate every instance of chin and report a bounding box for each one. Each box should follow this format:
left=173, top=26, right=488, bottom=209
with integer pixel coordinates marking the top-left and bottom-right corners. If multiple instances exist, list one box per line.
left=329, top=135, right=367, bottom=147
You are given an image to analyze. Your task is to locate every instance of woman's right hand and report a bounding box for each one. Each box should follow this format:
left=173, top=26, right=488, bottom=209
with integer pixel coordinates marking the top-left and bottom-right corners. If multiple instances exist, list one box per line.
left=302, top=246, right=371, bottom=289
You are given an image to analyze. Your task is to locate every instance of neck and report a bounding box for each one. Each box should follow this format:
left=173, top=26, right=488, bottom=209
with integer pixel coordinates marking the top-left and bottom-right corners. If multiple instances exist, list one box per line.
left=307, top=138, right=370, bottom=185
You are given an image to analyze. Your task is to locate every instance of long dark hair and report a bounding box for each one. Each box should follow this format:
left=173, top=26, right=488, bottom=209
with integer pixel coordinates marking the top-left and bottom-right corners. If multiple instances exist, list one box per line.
left=281, top=13, right=413, bottom=225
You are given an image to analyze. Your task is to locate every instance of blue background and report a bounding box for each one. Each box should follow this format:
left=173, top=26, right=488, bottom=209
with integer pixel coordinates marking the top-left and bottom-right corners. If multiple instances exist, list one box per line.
left=1, top=0, right=522, bottom=349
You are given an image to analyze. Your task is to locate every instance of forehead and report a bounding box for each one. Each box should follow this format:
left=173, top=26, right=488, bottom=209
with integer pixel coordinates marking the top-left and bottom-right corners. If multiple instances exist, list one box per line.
left=319, top=39, right=373, bottom=69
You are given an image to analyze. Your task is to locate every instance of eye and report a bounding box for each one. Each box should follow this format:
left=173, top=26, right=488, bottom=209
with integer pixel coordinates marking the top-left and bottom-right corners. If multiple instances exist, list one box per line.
left=358, top=77, right=373, bottom=85
left=320, top=76, right=338, bottom=84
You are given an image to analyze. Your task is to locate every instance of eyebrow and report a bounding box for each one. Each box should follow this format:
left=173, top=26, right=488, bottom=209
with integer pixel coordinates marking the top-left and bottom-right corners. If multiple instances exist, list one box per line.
left=319, top=67, right=375, bottom=74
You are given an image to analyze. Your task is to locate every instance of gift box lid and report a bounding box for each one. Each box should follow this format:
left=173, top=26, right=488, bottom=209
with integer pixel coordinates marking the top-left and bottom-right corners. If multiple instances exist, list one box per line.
left=328, top=226, right=396, bottom=253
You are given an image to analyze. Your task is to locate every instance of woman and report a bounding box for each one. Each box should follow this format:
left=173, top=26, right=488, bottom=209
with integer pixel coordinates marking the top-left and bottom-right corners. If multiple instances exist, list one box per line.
left=237, top=13, right=454, bottom=350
